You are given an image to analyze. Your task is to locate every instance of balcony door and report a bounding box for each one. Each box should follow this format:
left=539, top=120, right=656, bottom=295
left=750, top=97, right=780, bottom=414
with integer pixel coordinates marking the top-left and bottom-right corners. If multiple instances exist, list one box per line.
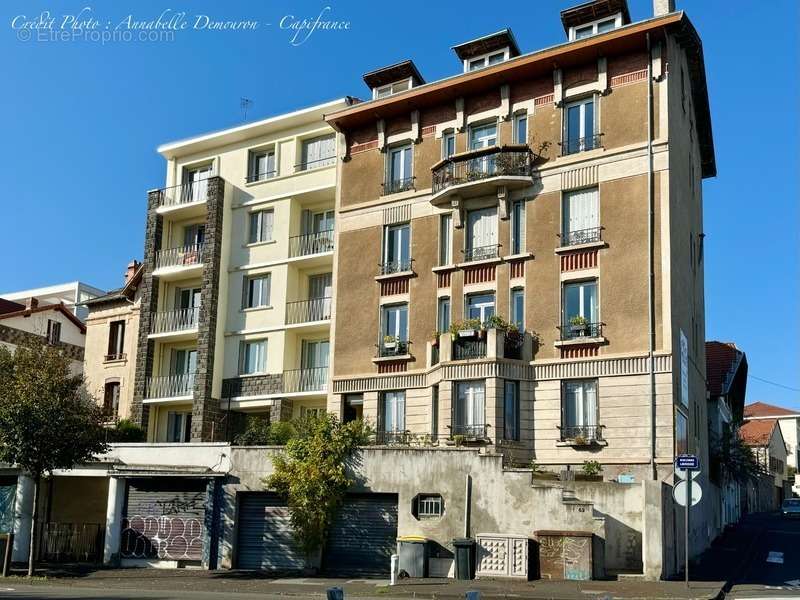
left=563, top=188, right=599, bottom=243
left=308, top=273, right=332, bottom=321
left=382, top=304, right=408, bottom=343
left=466, top=208, right=497, bottom=260
left=301, top=339, right=330, bottom=369
left=184, top=224, right=205, bottom=248
left=454, top=381, right=485, bottom=434
left=563, top=380, right=597, bottom=435
left=382, top=391, right=406, bottom=433
left=469, top=122, right=497, bottom=176
left=384, top=223, right=410, bottom=272
left=171, top=348, right=197, bottom=376
left=565, top=98, right=595, bottom=153
left=563, top=280, right=598, bottom=326
left=184, top=165, right=212, bottom=203
left=466, top=293, right=495, bottom=323
left=176, top=287, right=201, bottom=310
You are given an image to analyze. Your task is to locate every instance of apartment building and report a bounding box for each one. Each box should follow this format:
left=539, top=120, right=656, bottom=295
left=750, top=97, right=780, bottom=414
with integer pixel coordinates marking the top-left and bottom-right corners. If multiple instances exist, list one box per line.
left=82, top=260, right=143, bottom=420
left=326, top=0, right=713, bottom=486
left=0, top=281, right=105, bottom=321
left=131, top=98, right=349, bottom=444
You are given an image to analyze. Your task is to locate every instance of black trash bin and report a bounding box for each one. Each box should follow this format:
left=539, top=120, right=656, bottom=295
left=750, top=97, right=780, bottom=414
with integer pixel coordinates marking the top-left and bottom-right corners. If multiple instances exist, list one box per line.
left=397, top=535, right=428, bottom=578
left=452, top=538, right=476, bottom=580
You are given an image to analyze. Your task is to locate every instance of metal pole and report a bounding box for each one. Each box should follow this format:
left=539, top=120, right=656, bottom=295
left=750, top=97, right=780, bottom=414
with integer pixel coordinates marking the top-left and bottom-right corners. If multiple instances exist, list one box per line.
left=685, top=475, right=691, bottom=587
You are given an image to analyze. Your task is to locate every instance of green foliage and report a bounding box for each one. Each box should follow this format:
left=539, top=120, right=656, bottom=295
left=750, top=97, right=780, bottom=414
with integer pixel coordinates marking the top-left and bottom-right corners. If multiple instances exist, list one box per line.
left=108, top=419, right=146, bottom=443
left=449, top=317, right=482, bottom=336
left=0, top=342, right=108, bottom=477
left=570, top=315, right=589, bottom=327
left=713, top=429, right=766, bottom=482
left=235, top=417, right=296, bottom=446
left=265, top=414, right=372, bottom=555
left=582, top=460, right=603, bottom=476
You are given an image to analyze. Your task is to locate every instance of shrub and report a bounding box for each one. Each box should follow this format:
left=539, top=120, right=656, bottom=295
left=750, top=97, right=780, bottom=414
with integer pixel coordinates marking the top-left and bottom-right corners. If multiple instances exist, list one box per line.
left=109, top=419, right=146, bottom=442
left=235, top=417, right=296, bottom=446
left=582, top=460, right=603, bottom=476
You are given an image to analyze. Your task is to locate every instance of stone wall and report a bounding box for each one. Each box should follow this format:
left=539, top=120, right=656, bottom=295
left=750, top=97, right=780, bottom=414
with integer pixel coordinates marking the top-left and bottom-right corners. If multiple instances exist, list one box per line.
left=0, top=324, right=83, bottom=362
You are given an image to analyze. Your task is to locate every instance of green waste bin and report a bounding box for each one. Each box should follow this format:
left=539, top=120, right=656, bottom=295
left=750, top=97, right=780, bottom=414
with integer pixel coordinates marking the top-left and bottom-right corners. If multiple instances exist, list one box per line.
left=453, top=538, right=476, bottom=580
left=397, top=535, right=428, bottom=578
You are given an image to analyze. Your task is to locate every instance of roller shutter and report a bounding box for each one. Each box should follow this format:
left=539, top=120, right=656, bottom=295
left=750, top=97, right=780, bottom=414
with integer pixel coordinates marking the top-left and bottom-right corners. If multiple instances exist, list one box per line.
left=323, top=493, right=398, bottom=575
left=236, top=492, right=304, bottom=572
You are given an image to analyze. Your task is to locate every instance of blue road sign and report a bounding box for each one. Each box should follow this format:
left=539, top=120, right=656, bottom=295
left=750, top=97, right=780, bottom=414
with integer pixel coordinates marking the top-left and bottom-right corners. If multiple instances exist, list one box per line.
left=675, top=454, right=699, bottom=470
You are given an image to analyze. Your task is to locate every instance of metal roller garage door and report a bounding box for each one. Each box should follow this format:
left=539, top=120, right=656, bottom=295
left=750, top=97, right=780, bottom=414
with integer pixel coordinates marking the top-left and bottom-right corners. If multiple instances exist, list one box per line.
left=323, top=493, right=398, bottom=575
left=236, top=492, right=305, bottom=572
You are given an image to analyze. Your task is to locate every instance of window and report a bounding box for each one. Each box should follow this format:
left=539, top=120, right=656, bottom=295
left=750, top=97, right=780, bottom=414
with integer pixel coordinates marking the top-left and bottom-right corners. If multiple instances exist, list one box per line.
left=171, top=348, right=197, bottom=375
left=386, top=144, right=413, bottom=193
left=437, top=297, right=451, bottom=333
left=243, top=274, right=271, bottom=309
left=374, top=79, right=410, bottom=99
left=563, top=280, right=599, bottom=335
left=248, top=209, right=274, bottom=244
left=381, top=303, right=409, bottom=346
left=382, top=222, right=411, bottom=273
left=504, top=380, right=520, bottom=441
left=574, top=25, right=594, bottom=39
left=183, top=165, right=212, bottom=203
left=466, top=293, right=495, bottom=323
left=300, top=134, right=335, bottom=170
left=511, top=289, right=524, bottom=331
left=597, top=18, right=616, bottom=33
left=46, top=319, right=61, bottom=345
left=442, top=131, right=456, bottom=159
left=301, top=339, right=329, bottom=369
left=514, top=112, right=528, bottom=145
left=311, top=209, right=335, bottom=234
left=382, top=390, right=406, bottom=433
left=569, top=14, right=621, bottom=39
left=107, top=320, right=125, bottom=360
left=511, top=201, right=525, bottom=254
left=103, top=381, right=120, bottom=417
left=562, top=187, right=600, bottom=245
left=563, top=97, right=596, bottom=155
left=184, top=224, right=205, bottom=247
left=466, top=50, right=507, bottom=72
left=239, top=339, right=267, bottom=375
left=431, top=385, right=439, bottom=437
left=562, top=380, right=598, bottom=439
left=469, top=122, right=497, bottom=150
left=454, top=381, right=486, bottom=436
left=167, top=411, right=192, bottom=443
left=675, top=410, right=688, bottom=455
left=466, top=207, right=498, bottom=261
left=414, top=494, right=444, bottom=519
left=301, top=406, right=326, bottom=419
left=247, top=149, right=276, bottom=182
left=439, top=213, right=452, bottom=265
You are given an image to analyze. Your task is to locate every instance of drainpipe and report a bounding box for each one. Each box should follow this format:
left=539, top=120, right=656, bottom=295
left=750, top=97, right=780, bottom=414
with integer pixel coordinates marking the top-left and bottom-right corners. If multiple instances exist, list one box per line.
left=646, top=32, right=657, bottom=481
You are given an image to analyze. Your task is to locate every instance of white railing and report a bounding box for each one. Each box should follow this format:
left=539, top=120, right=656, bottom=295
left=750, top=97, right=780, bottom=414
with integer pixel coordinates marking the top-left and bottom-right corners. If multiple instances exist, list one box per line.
left=145, top=373, right=195, bottom=399
left=151, top=307, right=200, bottom=335
left=154, top=244, right=204, bottom=270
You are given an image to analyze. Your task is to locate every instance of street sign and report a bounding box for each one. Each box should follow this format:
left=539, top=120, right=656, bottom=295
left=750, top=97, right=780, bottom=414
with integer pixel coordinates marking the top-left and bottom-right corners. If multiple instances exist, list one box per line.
left=675, top=454, right=700, bottom=470
left=674, top=466, right=700, bottom=481
left=673, top=480, right=703, bottom=507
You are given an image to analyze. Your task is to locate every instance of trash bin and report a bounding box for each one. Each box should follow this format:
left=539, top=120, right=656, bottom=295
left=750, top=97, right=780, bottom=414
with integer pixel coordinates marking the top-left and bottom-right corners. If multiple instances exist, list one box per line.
left=453, top=538, right=476, bottom=580
left=397, top=535, right=428, bottom=578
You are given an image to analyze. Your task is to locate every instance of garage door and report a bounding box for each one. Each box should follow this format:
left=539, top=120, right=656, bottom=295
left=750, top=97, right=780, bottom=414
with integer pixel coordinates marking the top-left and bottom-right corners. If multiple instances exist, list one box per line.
left=323, top=493, right=398, bottom=576
left=236, top=492, right=305, bottom=572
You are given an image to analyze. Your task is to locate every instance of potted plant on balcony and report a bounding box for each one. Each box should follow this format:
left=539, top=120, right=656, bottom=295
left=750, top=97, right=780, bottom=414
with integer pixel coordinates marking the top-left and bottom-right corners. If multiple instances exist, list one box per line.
left=383, top=335, right=397, bottom=350
left=451, top=318, right=481, bottom=339
left=577, top=460, right=603, bottom=482
left=569, top=315, right=589, bottom=337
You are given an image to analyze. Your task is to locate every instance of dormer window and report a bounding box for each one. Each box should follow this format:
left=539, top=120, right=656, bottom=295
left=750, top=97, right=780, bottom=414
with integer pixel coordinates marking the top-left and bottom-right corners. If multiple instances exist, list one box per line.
left=362, top=60, right=425, bottom=102
left=561, top=0, right=630, bottom=41
left=569, top=14, right=622, bottom=40
left=374, top=78, right=411, bottom=99
left=468, top=50, right=508, bottom=72
left=452, top=29, right=520, bottom=74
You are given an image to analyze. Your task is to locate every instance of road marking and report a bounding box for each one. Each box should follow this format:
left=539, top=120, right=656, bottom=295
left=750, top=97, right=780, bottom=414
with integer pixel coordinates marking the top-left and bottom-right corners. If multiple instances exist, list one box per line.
left=766, top=550, right=784, bottom=564
left=0, top=588, right=15, bottom=592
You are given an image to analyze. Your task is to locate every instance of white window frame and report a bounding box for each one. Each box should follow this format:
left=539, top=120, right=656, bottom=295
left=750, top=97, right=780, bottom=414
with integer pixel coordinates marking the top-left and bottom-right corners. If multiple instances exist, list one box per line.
left=510, top=288, right=524, bottom=331
left=562, top=187, right=599, bottom=241
left=248, top=209, right=274, bottom=244
left=383, top=222, right=411, bottom=269
left=382, top=390, right=406, bottom=432
left=166, top=411, right=192, bottom=443
left=562, top=279, right=599, bottom=325
left=513, top=111, right=528, bottom=145
left=239, top=339, right=267, bottom=375
left=387, top=143, right=413, bottom=185
left=243, top=274, right=271, bottom=309
left=455, top=380, right=486, bottom=427
left=373, top=78, right=411, bottom=99
left=469, top=121, right=498, bottom=150
left=568, top=13, right=623, bottom=40
left=464, top=47, right=510, bottom=72
left=439, top=213, right=452, bottom=265
left=381, top=303, right=409, bottom=342
left=466, top=293, right=495, bottom=323
left=247, top=148, right=276, bottom=182
left=442, top=131, right=456, bottom=159
left=562, top=379, right=598, bottom=429
left=563, top=96, right=597, bottom=153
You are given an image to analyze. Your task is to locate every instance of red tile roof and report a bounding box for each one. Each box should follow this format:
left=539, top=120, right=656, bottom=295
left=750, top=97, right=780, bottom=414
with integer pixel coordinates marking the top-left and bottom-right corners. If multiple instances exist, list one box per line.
left=0, top=301, right=86, bottom=334
left=739, top=418, right=777, bottom=447
left=706, top=341, right=741, bottom=396
left=744, top=401, right=799, bottom=418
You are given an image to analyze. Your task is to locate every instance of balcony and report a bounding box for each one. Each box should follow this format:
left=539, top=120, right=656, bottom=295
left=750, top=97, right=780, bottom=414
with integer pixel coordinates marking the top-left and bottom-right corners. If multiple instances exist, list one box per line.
left=560, top=134, right=603, bottom=157
left=295, top=156, right=336, bottom=172
left=245, top=169, right=276, bottom=184
left=283, top=367, right=328, bottom=395
left=558, top=321, right=604, bottom=342
left=153, top=244, right=204, bottom=278
left=377, top=340, right=410, bottom=359
left=288, top=230, right=334, bottom=260
left=155, top=178, right=213, bottom=216
left=450, top=423, right=489, bottom=441
left=559, top=425, right=604, bottom=445
left=378, top=259, right=413, bottom=277
left=561, top=227, right=602, bottom=248
left=461, top=244, right=501, bottom=264
left=430, top=145, right=536, bottom=206
left=145, top=373, right=194, bottom=401
left=286, top=297, right=332, bottom=326
left=149, top=307, right=199, bottom=340
left=382, top=176, right=415, bottom=195
left=452, top=337, right=487, bottom=360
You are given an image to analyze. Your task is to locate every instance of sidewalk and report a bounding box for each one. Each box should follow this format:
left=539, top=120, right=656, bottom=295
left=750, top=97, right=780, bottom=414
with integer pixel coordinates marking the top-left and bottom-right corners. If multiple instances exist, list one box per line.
left=2, top=568, right=726, bottom=599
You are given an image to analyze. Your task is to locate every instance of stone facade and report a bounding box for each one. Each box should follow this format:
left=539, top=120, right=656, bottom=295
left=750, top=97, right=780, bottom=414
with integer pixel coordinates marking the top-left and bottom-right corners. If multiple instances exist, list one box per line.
left=0, top=323, right=84, bottom=361
left=221, top=374, right=283, bottom=398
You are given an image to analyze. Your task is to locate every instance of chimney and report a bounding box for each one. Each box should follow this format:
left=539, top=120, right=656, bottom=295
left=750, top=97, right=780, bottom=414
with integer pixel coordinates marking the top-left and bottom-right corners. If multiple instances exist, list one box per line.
left=653, top=0, right=675, bottom=15
left=125, top=260, right=140, bottom=284
left=24, top=297, right=38, bottom=313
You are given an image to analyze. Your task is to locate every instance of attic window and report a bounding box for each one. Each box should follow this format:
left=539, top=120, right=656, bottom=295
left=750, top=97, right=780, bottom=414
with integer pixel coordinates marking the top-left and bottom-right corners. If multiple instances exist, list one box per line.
left=569, top=13, right=622, bottom=40
left=467, top=49, right=508, bottom=72
left=374, top=78, right=411, bottom=99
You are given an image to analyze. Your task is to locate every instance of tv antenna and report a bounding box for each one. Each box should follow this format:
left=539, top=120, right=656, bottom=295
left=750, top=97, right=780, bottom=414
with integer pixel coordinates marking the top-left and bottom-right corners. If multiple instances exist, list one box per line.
left=240, top=97, right=254, bottom=121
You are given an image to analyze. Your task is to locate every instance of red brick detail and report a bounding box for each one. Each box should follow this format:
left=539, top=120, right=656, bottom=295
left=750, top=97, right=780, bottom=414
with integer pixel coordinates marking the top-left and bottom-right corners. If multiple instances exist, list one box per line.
left=610, top=69, right=648, bottom=88
left=509, top=260, right=525, bottom=279
left=534, top=94, right=555, bottom=107
left=421, top=125, right=436, bottom=137
left=608, top=51, right=649, bottom=79
left=561, top=345, right=599, bottom=359
left=437, top=271, right=451, bottom=288
left=351, top=140, right=378, bottom=155
left=561, top=249, right=598, bottom=272
left=386, top=115, right=412, bottom=136
left=464, top=264, right=496, bottom=285
left=378, top=361, right=408, bottom=374
left=420, top=105, right=457, bottom=128
left=349, top=124, right=379, bottom=146
left=564, top=63, right=598, bottom=88
left=380, top=277, right=409, bottom=296
left=511, top=78, right=553, bottom=104
left=466, top=90, right=501, bottom=115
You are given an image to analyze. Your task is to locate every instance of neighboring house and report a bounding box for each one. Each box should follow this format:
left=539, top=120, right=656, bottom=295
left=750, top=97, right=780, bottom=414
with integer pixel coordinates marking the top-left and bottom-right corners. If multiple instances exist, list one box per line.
left=744, top=401, right=800, bottom=497
left=705, top=341, right=747, bottom=529
left=82, top=261, right=143, bottom=421
left=0, top=281, right=104, bottom=322
left=740, top=418, right=788, bottom=506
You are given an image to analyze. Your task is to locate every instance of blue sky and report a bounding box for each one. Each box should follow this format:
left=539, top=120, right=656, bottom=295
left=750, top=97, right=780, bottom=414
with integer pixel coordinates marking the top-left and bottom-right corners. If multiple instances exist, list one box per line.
left=1, top=0, right=797, bottom=408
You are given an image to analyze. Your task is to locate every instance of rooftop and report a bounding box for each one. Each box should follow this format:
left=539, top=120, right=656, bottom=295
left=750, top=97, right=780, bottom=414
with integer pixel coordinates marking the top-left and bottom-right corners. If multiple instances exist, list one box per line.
left=451, top=28, right=520, bottom=61
left=744, top=401, right=800, bottom=420
left=739, top=418, right=779, bottom=447
left=560, top=0, right=631, bottom=33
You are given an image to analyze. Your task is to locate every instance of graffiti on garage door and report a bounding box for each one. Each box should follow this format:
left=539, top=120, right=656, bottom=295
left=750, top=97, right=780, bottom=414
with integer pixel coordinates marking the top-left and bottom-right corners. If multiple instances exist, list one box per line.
left=120, top=515, right=204, bottom=560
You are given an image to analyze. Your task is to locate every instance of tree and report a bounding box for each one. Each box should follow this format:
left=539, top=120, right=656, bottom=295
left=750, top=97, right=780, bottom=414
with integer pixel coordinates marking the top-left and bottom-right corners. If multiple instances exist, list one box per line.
left=0, top=342, right=108, bottom=576
left=234, top=416, right=295, bottom=445
left=265, top=415, right=371, bottom=557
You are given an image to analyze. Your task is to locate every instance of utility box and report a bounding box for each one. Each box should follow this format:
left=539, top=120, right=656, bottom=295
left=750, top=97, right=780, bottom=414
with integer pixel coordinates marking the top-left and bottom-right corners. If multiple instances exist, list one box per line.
left=535, top=530, right=594, bottom=580
left=475, top=533, right=534, bottom=579
left=396, top=536, right=428, bottom=578
left=452, top=538, right=476, bottom=580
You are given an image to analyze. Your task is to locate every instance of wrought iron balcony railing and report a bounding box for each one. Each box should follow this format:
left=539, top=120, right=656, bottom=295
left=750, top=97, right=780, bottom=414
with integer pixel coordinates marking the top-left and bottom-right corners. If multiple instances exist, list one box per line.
left=295, top=156, right=336, bottom=171
left=288, top=230, right=334, bottom=258
left=151, top=307, right=200, bottom=335
left=104, top=352, right=126, bottom=362
left=378, top=340, right=409, bottom=358
left=157, top=177, right=213, bottom=207
left=560, top=424, right=604, bottom=442
left=375, top=430, right=412, bottom=445
left=559, top=321, right=603, bottom=341
left=562, top=227, right=602, bottom=247
left=452, top=337, right=487, bottom=360
left=286, top=297, right=332, bottom=324
left=432, top=146, right=535, bottom=194
left=378, top=259, right=413, bottom=275
left=382, top=177, right=415, bottom=195
left=145, top=373, right=195, bottom=399
left=283, top=367, right=328, bottom=394
left=560, top=134, right=603, bottom=156
left=245, top=169, right=277, bottom=183
left=154, top=244, right=204, bottom=270
left=450, top=423, right=489, bottom=440
left=462, top=244, right=501, bottom=263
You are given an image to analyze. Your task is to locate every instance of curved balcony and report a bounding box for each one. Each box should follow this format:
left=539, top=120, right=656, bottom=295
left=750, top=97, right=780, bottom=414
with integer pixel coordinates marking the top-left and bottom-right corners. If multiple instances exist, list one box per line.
left=430, top=145, right=537, bottom=207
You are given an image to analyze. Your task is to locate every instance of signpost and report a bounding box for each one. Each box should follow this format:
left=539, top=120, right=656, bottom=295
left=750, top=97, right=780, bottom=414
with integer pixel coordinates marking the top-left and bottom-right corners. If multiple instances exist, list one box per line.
left=673, top=455, right=701, bottom=587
